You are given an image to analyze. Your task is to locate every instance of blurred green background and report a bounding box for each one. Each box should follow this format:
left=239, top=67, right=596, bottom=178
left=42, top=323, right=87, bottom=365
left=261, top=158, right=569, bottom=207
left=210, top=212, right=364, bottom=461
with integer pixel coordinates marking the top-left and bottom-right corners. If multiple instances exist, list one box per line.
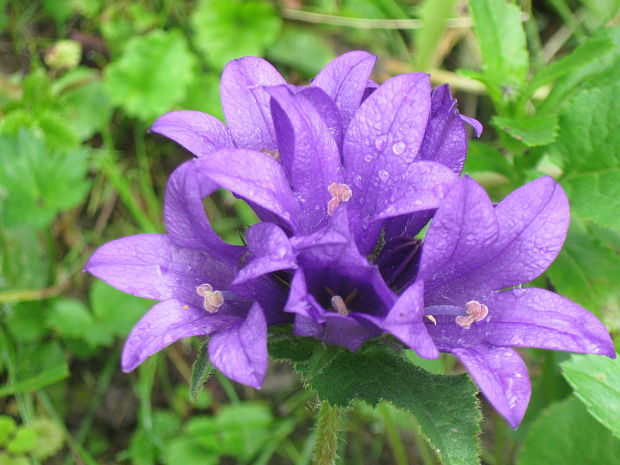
left=1, top=1, right=620, bottom=464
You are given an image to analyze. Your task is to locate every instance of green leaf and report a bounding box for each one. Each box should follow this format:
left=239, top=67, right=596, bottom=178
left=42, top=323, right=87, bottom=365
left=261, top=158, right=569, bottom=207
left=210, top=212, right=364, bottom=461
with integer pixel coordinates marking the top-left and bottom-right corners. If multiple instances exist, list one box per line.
left=547, top=220, right=620, bottom=317
left=561, top=354, right=620, bottom=439
left=553, top=83, right=620, bottom=229
left=463, top=141, right=515, bottom=179
left=187, top=403, right=274, bottom=461
left=468, top=0, right=528, bottom=104
left=0, top=130, right=90, bottom=229
left=296, top=344, right=481, bottom=465
left=29, top=418, right=65, bottom=460
left=525, top=34, right=612, bottom=98
left=492, top=114, right=559, bottom=147
left=104, top=29, right=196, bottom=121
left=89, top=280, right=152, bottom=340
left=190, top=342, right=213, bottom=403
left=267, top=26, right=335, bottom=76
left=191, top=0, right=282, bottom=70
left=61, top=79, right=113, bottom=140
left=0, top=416, right=16, bottom=445
left=6, top=427, right=37, bottom=455
left=163, top=437, right=218, bottom=465
left=0, top=453, right=29, bottom=465
left=268, top=328, right=323, bottom=362
left=0, top=343, right=69, bottom=397
left=46, top=299, right=107, bottom=346
left=517, top=396, right=620, bottom=465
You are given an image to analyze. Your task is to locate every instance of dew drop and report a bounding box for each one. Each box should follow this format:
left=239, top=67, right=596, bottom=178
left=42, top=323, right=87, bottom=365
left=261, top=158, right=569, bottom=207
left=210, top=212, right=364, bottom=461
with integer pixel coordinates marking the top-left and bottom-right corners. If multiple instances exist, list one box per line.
left=364, top=153, right=374, bottom=162
left=513, top=287, right=527, bottom=297
left=375, top=135, right=388, bottom=151
left=354, top=175, right=363, bottom=187
left=392, top=141, right=406, bottom=155
left=378, top=169, right=390, bottom=181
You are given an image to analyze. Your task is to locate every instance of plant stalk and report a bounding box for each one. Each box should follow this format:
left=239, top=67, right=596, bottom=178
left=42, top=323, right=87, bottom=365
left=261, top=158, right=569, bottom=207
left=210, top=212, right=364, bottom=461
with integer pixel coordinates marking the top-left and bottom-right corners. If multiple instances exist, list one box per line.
left=312, top=401, right=342, bottom=465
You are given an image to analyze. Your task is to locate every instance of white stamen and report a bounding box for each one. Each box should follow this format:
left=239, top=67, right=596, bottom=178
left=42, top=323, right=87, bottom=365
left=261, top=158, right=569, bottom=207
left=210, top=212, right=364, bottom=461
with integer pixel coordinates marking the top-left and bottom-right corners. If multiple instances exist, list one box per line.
left=327, top=182, right=352, bottom=215
left=331, top=295, right=349, bottom=316
left=196, top=283, right=224, bottom=313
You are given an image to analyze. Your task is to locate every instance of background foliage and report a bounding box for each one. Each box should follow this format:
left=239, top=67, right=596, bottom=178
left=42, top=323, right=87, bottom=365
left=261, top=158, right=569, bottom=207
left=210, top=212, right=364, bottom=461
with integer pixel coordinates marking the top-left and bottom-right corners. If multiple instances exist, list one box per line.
left=0, top=0, right=619, bottom=464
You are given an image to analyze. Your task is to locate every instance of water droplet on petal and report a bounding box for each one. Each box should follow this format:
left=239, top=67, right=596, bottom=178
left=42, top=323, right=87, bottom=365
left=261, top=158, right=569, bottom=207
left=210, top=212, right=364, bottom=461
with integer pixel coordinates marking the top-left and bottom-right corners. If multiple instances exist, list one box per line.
left=354, top=175, right=363, bottom=187
left=392, top=141, right=406, bottom=155
left=378, top=169, right=390, bottom=181
left=364, top=153, right=374, bottom=162
left=375, top=135, right=387, bottom=151
left=513, top=287, right=527, bottom=297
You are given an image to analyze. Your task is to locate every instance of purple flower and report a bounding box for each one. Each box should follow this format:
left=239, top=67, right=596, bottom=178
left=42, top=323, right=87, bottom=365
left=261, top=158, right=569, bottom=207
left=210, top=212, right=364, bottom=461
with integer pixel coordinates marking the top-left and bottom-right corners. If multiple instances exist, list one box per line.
left=85, top=162, right=288, bottom=388
left=234, top=208, right=437, bottom=358
left=150, top=52, right=478, bottom=255
left=414, top=176, right=615, bottom=427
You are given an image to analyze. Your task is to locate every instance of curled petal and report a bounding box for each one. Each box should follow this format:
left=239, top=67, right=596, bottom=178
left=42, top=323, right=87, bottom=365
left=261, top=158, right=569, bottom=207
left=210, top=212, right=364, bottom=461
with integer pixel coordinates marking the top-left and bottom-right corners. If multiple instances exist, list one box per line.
left=221, top=57, right=286, bottom=150
left=312, top=51, right=377, bottom=128
left=121, top=299, right=236, bottom=372
left=197, top=149, right=300, bottom=232
left=85, top=234, right=234, bottom=302
left=233, top=223, right=297, bottom=285
left=382, top=280, right=439, bottom=359
left=208, top=303, right=268, bottom=388
left=164, top=161, right=244, bottom=261
left=451, top=345, right=531, bottom=428
left=298, top=86, right=344, bottom=150
left=150, top=110, right=233, bottom=157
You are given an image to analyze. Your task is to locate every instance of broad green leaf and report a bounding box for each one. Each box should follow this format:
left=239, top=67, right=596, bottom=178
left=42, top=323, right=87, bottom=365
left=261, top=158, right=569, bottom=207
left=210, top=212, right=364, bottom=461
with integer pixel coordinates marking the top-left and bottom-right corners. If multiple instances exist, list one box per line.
left=268, top=329, right=323, bottom=362
left=0, top=454, right=29, bottom=465
left=553, top=84, right=620, bottom=229
left=541, top=26, right=620, bottom=113
left=517, top=396, right=620, bottom=465
left=6, top=427, right=37, bottom=454
left=468, top=0, right=528, bottom=104
left=89, top=280, right=152, bottom=340
left=187, top=403, right=274, bottom=461
left=547, top=220, right=620, bottom=317
left=180, top=72, right=224, bottom=121
left=100, top=3, right=161, bottom=55
left=463, top=141, right=515, bottom=180
left=163, top=437, right=218, bottom=465
left=191, top=0, right=282, bottom=70
left=189, top=342, right=213, bottom=403
left=104, top=29, right=196, bottom=121
left=561, top=354, right=620, bottom=439
left=0, top=343, right=69, bottom=397
left=0, top=131, right=90, bottom=229
left=0, top=416, right=16, bottom=445
left=61, top=80, right=113, bottom=140
left=46, top=299, right=107, bottom=347
left=525, top=35, right=612, bottom=98
left=492, top=114, right=559, bottom=147
left=29, top=418, right=65, bottom=460
left=267, top=26, right=335, bottom=76
left=296, top=344, right=481, bottom=465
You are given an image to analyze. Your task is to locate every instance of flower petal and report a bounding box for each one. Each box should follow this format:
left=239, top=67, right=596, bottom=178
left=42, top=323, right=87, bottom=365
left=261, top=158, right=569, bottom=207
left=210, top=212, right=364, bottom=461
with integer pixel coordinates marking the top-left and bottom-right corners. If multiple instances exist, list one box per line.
left=221, top=57, right=286, bottom=150
left=374, top=161, right=457, bottom=221
left=85, top=234, right=234, bottom=302
left=311, top=51, right=377, bottom=128
left=483, top=288, right=616, bottom=357
left=233, top=222, right=297, bottom=285
left=298, top=86, right=344, bottom=150
left=344, top=73, right=432, bottom=253
left=266, top=85, right=343, bottom=231
left=321, top=313, right=378, bottom=351
left=419, top=177, right=499, bottom=296
left=208, top=303, right=268, bottom=388
left=164, top=161, right=244, bottom=261
left=417, top=85, right=469, bottom=174
left=451, top=345, right=531, bottom=428
left=121, top=299, right=236, bottom=372
left=382, top=280, right=439, bottom=359
left=197, top=149, right=300, bottom=232
left=150, top=110, right=233, bottom=157
left=448, top=177, right=569, bottom=297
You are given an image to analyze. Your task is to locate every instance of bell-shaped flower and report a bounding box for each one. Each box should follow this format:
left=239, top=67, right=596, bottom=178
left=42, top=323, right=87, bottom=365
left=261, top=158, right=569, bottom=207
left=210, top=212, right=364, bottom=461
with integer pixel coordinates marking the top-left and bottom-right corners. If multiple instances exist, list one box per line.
left=233, top=208, right=437, bottom=359
left=85, top=162, right=288, bottom=388
left=413, top=176, right=615, bottom=428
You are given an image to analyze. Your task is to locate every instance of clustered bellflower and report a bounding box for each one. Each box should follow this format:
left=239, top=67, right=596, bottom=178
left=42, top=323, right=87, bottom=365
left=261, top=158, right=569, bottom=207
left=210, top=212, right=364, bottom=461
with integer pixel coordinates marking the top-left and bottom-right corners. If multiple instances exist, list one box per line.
left=86, top=51, right=614, bottom=428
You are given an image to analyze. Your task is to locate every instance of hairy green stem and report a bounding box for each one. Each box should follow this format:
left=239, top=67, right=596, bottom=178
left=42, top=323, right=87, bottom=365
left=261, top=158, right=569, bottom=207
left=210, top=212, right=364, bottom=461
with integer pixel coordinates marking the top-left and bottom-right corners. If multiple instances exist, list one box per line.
left=312, top=401, right=342, bottom=465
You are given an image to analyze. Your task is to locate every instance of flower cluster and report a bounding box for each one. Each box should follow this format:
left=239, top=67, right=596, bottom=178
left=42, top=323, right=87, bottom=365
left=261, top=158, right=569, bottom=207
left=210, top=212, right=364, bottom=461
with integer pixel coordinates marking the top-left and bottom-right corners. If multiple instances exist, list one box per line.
left=86, top=52, right=614, bottom=428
